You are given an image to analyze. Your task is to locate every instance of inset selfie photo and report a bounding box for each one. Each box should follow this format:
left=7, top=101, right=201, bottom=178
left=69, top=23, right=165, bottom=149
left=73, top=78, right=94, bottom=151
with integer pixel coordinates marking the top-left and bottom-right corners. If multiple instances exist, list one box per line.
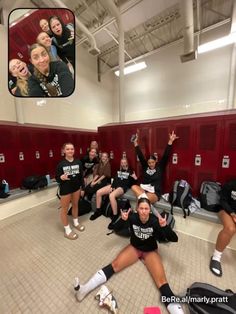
left=8, top=8, right=75, bottom=97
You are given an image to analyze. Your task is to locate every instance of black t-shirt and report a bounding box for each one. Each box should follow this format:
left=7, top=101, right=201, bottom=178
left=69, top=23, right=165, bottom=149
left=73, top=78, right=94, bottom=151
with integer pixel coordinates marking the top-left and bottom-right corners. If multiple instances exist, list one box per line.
left=81, top=155, right=99, bottom=177
left=129, top=213, right=178, bottom=252
left=28, top=61, right=74, bottom=97
left=220, top=179, right=236, bottom=214
left=56, top=158, right=83, bottom=195
left=135, top=144, right=171, bottom=197
left=112, top=168, right=137, bottom=192
left=9, top=74, right=17, bottom=92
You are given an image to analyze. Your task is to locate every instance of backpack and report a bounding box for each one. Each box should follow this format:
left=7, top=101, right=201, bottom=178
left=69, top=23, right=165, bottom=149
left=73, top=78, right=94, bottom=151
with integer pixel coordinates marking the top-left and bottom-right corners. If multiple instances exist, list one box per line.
left=101, top=196, right=113, bottom=218
left=186, top=282, right=236, bottom=314
left=67, top=198, right=92, bottom=216
left=199, top=181, right=221, bottom=212
left=102, top=197, right=131, bottom=218
left=107, top=198, right=132, bottom=237
left=22, top=175, right=48, bottom=191
left=169, top=180, right=192, bottom=218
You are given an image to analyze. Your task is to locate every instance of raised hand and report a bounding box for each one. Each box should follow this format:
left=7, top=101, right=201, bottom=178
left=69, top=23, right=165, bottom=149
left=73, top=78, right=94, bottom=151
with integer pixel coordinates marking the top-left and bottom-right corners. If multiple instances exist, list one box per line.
left=131, top=171, right=138, bottom=180
left=120, top=208, right=132, bottom=221
left=155, top=211, right=167, bottom=227
left=168, top=130, right=179, bottom=144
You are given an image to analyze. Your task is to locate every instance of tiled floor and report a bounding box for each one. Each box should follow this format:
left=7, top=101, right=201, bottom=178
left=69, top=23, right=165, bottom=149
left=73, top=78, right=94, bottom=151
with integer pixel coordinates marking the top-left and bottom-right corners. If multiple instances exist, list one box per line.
left=0, top=199, right=236, bottom=314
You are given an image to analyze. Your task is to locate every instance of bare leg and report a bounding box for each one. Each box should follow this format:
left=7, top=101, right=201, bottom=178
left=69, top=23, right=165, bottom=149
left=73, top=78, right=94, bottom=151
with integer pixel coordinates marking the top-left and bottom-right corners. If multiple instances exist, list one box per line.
left=111, top=244, right=139, bottom=272
left=131, top=185, right=145, bottom=197
left=75, top=245, right=139, bottom=301
left=144, top=251, right=184, bottom=314
left=71, top=189, right=85, bottom=231
left=146, top=192, right=158, bottom=204
left=109, top=187, right=124, bottom=215
left=131, top=185, right=158, bottom=204
left=144, top=251, right=167, bottom=288
left=216, top=210, right=236, bottom=251
left=71, top=189, right=81, bottom=218
left=60, top=194, right=71, bottom=226
left=96, top=185, right=111, bottom=208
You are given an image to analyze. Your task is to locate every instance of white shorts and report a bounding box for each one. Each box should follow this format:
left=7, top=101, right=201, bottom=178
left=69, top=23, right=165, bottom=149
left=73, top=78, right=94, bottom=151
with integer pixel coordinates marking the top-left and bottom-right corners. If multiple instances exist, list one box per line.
left=140, top=184, right=155, bottom=193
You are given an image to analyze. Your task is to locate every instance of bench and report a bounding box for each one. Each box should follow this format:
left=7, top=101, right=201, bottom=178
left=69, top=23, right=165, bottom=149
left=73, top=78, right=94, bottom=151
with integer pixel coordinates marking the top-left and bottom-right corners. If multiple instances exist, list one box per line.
left=0, top=181, right=58, bottom=221
left=120, top=189, right=236, bottom=250
left=122, top=189, right=220, bottom=224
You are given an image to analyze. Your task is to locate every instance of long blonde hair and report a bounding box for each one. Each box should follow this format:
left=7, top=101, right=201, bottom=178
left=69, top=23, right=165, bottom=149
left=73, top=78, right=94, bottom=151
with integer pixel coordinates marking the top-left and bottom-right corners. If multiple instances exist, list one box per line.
left=16, top=78, right=29, bottom=96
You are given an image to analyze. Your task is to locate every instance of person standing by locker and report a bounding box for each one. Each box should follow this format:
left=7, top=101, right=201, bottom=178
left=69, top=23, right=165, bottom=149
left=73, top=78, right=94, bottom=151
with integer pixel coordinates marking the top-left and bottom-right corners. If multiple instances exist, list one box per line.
left=56, top=143, right=85, bottom=240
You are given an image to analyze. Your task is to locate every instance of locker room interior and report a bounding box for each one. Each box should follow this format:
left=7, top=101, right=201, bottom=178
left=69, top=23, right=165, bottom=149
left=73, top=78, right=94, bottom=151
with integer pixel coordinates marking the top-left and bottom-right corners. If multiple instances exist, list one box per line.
left=1, top=1, right=236, bottom=314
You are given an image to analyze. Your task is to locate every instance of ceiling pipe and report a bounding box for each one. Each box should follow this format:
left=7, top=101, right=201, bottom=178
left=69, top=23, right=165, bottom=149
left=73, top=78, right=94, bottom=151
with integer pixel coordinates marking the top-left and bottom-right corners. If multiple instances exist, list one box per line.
left=228, top=1, right=236, bottom=109
left=41, top=0, right=100, bottom=56
left=180, top=0, right=196, bottom=62
left=77, top=0, right=144, bottom=46
left=103, top=0, right=125, bottom=123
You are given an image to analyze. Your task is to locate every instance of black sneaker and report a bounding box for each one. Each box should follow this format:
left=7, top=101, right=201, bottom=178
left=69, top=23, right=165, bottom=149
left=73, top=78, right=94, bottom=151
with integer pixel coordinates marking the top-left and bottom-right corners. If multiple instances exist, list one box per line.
left=89, top=210, right=102, bottom=221
left=108, top=221, right=114, bottom=230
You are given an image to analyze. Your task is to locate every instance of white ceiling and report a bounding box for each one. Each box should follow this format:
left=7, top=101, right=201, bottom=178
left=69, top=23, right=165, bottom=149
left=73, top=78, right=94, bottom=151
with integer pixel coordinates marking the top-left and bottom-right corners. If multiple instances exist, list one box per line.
left=2, top=0, right=235, bottom=74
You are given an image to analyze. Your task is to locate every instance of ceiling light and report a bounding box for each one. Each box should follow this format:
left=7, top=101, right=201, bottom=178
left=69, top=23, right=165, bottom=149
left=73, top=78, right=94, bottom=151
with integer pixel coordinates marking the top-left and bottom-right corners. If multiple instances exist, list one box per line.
left=198, top=32, right=236, bottom=54
left=114, top=61, right=147, bottom=76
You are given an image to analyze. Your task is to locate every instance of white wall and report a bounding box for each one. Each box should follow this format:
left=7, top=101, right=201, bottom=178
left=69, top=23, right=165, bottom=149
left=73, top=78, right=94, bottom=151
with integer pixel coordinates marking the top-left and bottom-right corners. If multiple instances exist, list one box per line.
left=113, top=31, right=235, bottom=122
left=0, top=26, right=16, bottom=122
left=0, top=24, right=115, bottom=130
left=18, top=46, right=115, bottom=130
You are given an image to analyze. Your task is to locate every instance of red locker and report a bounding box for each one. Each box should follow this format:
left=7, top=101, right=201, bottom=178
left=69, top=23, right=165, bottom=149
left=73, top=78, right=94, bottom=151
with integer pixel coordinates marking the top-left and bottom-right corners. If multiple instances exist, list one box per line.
left=219, top=117, right=236, bottom=183
left=167, top=121, right=196, bottom=194
left=193, top=118, right=224, bottom=194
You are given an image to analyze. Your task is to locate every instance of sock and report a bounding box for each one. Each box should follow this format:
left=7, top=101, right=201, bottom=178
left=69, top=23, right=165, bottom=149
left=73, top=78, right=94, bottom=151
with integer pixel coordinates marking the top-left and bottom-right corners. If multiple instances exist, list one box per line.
left=73, top=217, right=79, bottom=227
left=160, top=283, right=174, bottom=306
left=102, top=264, right=115, bottom=280
left=75, top=269, right=107, bottom=302
left=138, top=192, right=148, bottom=199
left=212, top=249, right=223, bottom=262
left=212, top=249, right=223, bottom=275
left=64, top=225, right=72, bottom=235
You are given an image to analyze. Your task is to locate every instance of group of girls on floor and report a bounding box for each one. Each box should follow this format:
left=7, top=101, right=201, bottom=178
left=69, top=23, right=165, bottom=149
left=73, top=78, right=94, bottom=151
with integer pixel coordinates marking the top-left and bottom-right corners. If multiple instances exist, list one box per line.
left=9, top=15, right=74, bottom=97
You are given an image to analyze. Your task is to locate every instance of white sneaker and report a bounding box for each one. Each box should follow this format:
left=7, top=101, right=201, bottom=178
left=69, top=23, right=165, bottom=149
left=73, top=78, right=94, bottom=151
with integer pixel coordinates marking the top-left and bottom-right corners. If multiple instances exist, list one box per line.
left=95, top=285, right=118, bottom=314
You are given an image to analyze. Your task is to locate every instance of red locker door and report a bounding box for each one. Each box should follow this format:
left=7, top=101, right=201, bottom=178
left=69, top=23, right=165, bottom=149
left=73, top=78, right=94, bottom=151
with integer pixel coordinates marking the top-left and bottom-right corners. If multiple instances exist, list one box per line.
left=193, top=119, right=223, bottom=195
left=1, top=127, right=19, bottom=188
left=168, top=122, right=195, bottom=193
left=123, top=125, right=139, bottom=173
left=219, top=117, right=236, bottom=184
left=152, top=124, right=171, bottom=193
left=135, top=126, right=152, bottom=178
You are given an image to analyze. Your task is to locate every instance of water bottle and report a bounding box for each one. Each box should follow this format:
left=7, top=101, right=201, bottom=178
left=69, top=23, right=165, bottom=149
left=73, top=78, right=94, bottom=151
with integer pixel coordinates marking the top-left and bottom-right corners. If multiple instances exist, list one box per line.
left=2, top=180, right=9, bottom=193
left=45, top=174, right=50, bottom=185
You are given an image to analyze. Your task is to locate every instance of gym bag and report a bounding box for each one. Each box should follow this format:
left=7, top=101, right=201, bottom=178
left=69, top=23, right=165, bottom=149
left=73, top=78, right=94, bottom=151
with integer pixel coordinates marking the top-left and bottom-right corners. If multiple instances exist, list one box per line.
left=22, top=175, right=48, bottom=191
left=169, top=179, right=192, bottom=218
left=199, top=181, right=221, bottom=212
left=67, top=198, right=92, bottom=216
left=186, top=282, right=236, bottom=314
left=107, top=198, right=132, bottom=237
